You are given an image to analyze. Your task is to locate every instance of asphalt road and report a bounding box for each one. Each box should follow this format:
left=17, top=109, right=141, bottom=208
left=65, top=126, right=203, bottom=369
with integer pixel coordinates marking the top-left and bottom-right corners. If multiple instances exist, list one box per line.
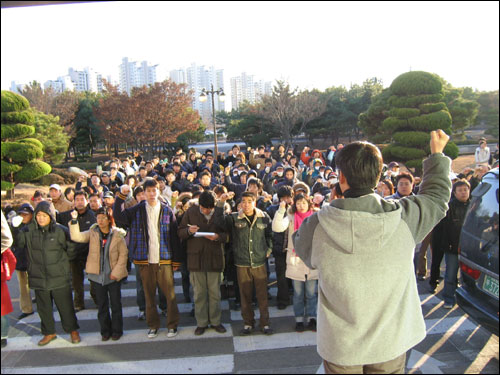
left=1, top=253, right=498, bottom=374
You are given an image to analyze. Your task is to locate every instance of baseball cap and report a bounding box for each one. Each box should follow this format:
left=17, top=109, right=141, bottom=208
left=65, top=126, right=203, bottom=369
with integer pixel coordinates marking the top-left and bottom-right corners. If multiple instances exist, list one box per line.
left=100, top=171, right=110, bottom=177
left=103, top=191, right=114, bottom=199
left=157, top=176, right=166, bottom=182
left=49, top=184, right=61, bottom=191
left=388, top=162, right=399, bottom=169
left=18, top=203, right=34, bottom=214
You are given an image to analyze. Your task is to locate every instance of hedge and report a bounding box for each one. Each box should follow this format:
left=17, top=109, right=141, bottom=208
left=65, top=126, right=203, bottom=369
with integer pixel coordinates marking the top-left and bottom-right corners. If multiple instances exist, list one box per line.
left=1, top=180, right=15, bottom=191
left=405, top=159, right=424, bottom=170
left=14, top=160, right=52, bottom=183
left=444, top=142, right=460, bottom=159
left=1, top=160, right=22, bottom=176
left=1, top=123, right=36, bottom=140
left=407, top=111, right=452, bottom=131
left=382, top=144, right=427, bottom=161
left=1, top=91, right=30, bottom=113
left=388, top=94, right=444, bottom=109
left=389, top=108, right=421, bottom=119
left=390, top=71, right=443, bottom=96
left=382, top=117, right=410, bottom=133
left=1, top=110, right=35, bottom=125
left=18, top=137, right=44, bottom=150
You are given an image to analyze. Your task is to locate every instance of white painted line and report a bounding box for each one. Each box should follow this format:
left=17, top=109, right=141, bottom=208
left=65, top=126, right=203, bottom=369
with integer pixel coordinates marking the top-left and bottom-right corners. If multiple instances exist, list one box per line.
left=84, top=285, right=184, bottom=299
left=1, top=354, right=235, bottom=374
left=230, top=304, right=294, bottom=321
left=419, top=293, right=442, bottom=306
left=233, top=331, right=316, bottom=353
left=2, top=325, right=234, bottom=352
left=407, top=349, right=445, bottom=374
left=425, top=316, right=479, bottom=335
left=17, top=301, right=229, bottom=325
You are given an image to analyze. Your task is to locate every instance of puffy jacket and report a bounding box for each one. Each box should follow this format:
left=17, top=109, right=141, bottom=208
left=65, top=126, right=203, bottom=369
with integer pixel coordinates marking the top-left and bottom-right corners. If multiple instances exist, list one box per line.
left=16, top=201, right=76, bottom=291
left=58, top=207, right=96, bottom=261
left=69, top=222, right=128, bottom=281
left=443, top=198, right=470, bottom=255
left=10, top=222, right=30, bottom=271
left=178, top=205, right=228, bottom=272
left=214, top=203, right=273, bottom=268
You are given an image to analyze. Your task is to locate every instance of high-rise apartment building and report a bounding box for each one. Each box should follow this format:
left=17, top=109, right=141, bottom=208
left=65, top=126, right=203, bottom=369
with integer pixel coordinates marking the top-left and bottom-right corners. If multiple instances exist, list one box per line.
left=171, top=63, right=225, bottom=123
left=10, top=81, right=27, bottom=94
left=230, top=72, right=272, bottom=109
left=119, top=57, right=158, bottom=95
left=44, top=75, right=74, bottom=93
left=67, top=67, right=103, bottom=93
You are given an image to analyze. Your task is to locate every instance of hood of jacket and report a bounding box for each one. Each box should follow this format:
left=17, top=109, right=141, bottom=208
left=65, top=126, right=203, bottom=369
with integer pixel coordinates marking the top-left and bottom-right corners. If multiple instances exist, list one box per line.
left=293, top=181, right=311, bottom=197
left=317, top=193, right=402, bottom=253
left=33, top=200, right=57, bottom=231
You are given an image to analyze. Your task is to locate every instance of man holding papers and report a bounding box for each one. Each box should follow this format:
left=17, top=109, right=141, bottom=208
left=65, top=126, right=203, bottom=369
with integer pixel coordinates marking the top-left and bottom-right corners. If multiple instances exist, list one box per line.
left=178, top=191, right=229, bottom=336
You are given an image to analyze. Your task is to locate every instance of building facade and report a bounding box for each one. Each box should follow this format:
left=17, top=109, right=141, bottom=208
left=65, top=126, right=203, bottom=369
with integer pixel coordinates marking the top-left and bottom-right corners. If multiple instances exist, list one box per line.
left=119, top=57, right=158, bottom=95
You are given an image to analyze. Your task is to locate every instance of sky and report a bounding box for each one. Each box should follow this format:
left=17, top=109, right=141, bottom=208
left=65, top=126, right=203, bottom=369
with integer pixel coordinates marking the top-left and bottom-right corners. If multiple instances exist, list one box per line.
left=1, top=1, right=499, bottom=111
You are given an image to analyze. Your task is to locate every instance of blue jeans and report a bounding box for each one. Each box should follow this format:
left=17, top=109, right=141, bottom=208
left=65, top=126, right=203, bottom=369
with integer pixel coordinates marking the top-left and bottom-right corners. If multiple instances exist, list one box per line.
left=292, top=279, right=317, bottom=320
left=1, top=315, right=9, bottom=339
left=443, top=253, right=459, bottom=305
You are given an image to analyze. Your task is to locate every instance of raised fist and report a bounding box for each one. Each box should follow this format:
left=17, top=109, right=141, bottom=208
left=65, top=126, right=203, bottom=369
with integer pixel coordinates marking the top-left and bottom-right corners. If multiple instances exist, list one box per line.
left=70, top=209, right=78, bottom=220
left=430, top=130, right=450, bottom=155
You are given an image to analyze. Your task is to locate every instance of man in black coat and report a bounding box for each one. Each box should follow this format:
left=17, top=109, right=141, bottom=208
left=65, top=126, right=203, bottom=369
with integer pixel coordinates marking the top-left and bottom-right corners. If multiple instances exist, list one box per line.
left=58, top=191, right=96, bottom=311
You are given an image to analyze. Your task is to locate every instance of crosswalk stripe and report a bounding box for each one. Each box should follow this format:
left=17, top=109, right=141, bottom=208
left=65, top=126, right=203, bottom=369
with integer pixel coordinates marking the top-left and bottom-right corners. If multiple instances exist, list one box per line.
left=233, top=331, right=317, bottom=353
left=16, top=301, right=230, bottom=325
left=2, top=325, right=234, bottom=352
left=1, top=354, right=235, bottom=374
left=425, top=315, right=479, bottom=335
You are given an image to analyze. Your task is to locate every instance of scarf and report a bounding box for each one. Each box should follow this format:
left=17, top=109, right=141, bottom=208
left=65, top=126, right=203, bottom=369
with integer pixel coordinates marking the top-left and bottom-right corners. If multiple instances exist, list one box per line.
left=294, top=210, right=314, bottom=233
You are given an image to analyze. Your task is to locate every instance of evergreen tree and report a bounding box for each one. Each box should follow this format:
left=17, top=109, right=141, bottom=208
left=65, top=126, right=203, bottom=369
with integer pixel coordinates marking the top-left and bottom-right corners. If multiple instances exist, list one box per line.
left=1, top=91, right=51, bottom=197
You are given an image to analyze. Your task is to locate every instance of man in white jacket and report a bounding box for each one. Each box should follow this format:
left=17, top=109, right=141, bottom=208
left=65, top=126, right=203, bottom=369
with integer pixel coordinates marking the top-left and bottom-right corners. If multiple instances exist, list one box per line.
left=293, top=130, right=452, bottom=374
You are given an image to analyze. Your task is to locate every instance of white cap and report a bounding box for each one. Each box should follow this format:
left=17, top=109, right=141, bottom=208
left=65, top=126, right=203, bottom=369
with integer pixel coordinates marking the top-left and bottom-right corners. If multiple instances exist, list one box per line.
left=49, top=184, right=62, bottom=191
left=449, top=171, right=458, bottom=180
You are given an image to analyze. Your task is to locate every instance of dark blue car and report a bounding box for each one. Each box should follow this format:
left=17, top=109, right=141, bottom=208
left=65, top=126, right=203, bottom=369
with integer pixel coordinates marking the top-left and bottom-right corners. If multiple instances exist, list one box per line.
left=456, top=167, right=499, bottom=335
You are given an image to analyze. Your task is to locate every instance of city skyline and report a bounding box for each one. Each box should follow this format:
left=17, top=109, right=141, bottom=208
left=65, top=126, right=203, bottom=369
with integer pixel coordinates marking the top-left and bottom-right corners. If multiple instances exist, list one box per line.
left=2, top=1, right=499, bottom=111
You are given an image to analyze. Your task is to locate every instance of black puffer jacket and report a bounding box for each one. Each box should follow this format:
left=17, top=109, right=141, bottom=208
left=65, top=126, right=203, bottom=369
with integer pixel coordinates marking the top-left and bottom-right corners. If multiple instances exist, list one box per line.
left=16, top=201, right=76, bottom=291
left=10, top=222, right=30, bottom=271
left=443, top=198, right=471, bottom=255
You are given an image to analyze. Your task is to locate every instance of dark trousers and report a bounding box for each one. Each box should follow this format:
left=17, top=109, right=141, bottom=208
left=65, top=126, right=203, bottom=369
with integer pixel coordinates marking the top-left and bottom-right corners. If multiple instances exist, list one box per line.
left=430, top=235, right=445, bottom=286
left=135, top=264, right=167, bottom=311
left=274, top=253, right=290, bottom=305
left=35, top=286, right=79, bottom=335
left=237, top=265, right=269, bottom=327
left=70, top=259, right=96, bottom=309
left=180, top=262, right=192, bottom=302
left=91, top=280, right=123, bottom=336
left=139, top=264, right=179, bottom=330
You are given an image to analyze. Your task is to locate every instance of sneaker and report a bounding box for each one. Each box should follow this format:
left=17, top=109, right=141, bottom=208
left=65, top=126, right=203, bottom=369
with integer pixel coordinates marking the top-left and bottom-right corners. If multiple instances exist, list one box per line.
left=443, top=303, right=454, bottom=309
left=137, top=311, right=146, bottom=321
left=240, top=325, right=253, bottom=335
left=262, top=326, right=274, bottom=335
left=417, top=275, right=426, bottom=282
left=212, top=324, right=227, bottom=334
left=18, top=312, right=35, bottom=320
left=295, top=322, right=305, bottom=332
left=167, top=328, right=178, bottom=338
left=147, top=329, right=158, bottom=338
left=307, top=318, right=317, bottom=332
left=194, top=327, right=207, bottom=336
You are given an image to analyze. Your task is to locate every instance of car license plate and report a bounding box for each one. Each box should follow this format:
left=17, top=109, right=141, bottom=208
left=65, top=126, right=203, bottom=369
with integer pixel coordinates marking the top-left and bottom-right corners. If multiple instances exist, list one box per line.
left=483, top=274, right=499, bottom=298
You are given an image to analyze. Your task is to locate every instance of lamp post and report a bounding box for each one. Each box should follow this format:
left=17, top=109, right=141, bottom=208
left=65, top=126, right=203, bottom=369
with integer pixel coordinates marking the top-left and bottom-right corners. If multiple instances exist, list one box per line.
left=199, top=84, right=225, bottom=157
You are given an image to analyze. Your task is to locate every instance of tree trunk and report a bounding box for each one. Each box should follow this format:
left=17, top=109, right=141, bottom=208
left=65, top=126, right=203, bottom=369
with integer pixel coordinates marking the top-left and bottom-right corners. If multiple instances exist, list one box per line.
left=114, top=143, right=119, bottom=158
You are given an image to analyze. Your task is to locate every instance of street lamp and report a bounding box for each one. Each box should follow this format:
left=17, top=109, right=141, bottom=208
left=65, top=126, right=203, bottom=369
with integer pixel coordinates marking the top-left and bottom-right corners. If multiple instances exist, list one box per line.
left=199, top=84, right=225, bottom=156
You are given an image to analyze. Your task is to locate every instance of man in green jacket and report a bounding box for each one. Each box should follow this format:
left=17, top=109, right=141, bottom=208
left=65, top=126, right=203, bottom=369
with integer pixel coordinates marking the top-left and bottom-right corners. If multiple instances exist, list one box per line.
left=215, top=191, right=274, bottom=335
left=293, top=130, right=452, bottom=373
left=16, top=201, right=81, bottom=346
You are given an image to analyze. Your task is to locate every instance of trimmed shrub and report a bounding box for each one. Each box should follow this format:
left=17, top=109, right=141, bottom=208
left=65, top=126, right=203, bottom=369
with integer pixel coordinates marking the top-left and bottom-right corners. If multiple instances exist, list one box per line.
left=390, top=71, right=443, bottom=96
left=382, top=117, right=410, bottom=133
left=408, top=110, right=452, bottom=131
left=1, top=110, right=35, bottom=125
left=405, top=159, right=424, bottom=170
left=37, top=172, right=65, bottom=186
left=18, top=137, right=44, bottom=150
left=389, top=94, right=444, bottom=108
left=1, top=123, right=35, bottom=139
left=393, top=131, right=430, bottom=148
left=444, top=142, right=460, bottom=159
left=7, top=142, right=43, bottom=162
left=1, top=160, right=22, bottom=176
left=389, top=108, right=421, bottom=119
left=382, top=144, right=427, bottom=161
left=1, top=180, right=14, bottom=191
left=14, top=160, right=52, bottom=183
left=419, top=102, right=447, bottom=114
left=1, top=91, right=30, bottom=112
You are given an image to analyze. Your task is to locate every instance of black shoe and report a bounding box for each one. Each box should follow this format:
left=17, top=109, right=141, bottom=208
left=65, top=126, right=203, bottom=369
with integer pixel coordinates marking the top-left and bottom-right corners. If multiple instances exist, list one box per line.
left=417, top=275, right=426, bottom=282
left=211, top=324, right=227, bottom=334
left=101, top=334, right=110, bottom=341
left=195, top=326, right=207, bottom=336
left=1, top=339, right=6, bottom=348
left=277, top=303, right=287, bottom=310
left=240, top=326, right=253, bottom=335
left=307, top=318, right=317, bottom=332
left=111, top=333, right=122, bottom=341
left=262, top=326, right=274, bottom=335
left=429, top=284, right=437, bottom=294
left=295, top=322, right=305, bottom=332
left=18, top=312, right=35, bottom=320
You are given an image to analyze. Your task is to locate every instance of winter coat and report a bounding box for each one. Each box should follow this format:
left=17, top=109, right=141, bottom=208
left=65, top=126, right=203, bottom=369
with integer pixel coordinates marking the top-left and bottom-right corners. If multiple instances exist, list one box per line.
left=443, top=198, right=470, bottom=255
left=113, top=193, right=181, bottom=266
left=1, top=249, right=16, bottom=316
left=69, top=222, right=129, bottom=282
left=10, top=222, right=30, bottom=271
left=16, top=201, right=77, bottom=291
left=58, top=207, right=96, bottom=261
left=52, top=196, right=73, bottom=213
left=292, top=153, right=452, bottom=366
left=266, top=204, right=287, bottom=257
left=178, top=205, right=228, bottom=272
left=272, top=206, right=319, bottom=281
left=214, top=203, right=273, bottom=268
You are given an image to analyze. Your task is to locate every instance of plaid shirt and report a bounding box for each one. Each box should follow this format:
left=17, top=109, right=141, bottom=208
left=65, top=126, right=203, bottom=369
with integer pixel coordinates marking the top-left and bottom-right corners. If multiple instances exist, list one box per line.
left=114, top=194, right=180, bottom=266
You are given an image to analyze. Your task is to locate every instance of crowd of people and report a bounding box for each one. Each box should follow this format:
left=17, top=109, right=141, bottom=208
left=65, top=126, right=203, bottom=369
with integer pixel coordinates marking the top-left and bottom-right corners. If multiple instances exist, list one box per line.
left=1, top=133, right=498, bottom=373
